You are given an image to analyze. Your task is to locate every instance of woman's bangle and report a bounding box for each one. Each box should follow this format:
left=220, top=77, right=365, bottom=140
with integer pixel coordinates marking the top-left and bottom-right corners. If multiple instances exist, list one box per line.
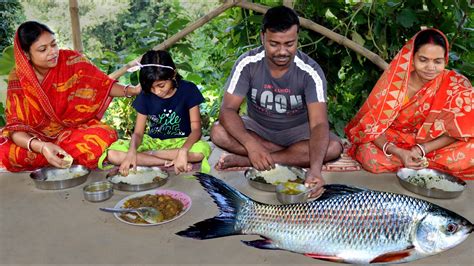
left=124, top=84, right=132, bottom=98
left=416, top=143, right=426, bottom=158
left=39, top=142, right=46, bottom=154
left=382, top=141, right=394, bottom=157
left=27, top=136, right=38, bottom=152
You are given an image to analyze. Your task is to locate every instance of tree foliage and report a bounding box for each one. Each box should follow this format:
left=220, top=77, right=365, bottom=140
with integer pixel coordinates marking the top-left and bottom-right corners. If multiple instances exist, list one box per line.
left=0, top=0, right=24, bottom=126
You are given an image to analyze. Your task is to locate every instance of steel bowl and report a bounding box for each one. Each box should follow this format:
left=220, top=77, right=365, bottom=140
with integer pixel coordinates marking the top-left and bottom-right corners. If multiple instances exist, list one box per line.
left=83, top=181, right=113, bottom=202
left=276, top=183, right=309, bottom=204
left=244, top=164, right=306, bottom=192
left=106, top=166, right=168, bottom=192
left=397, top=168, right=466, bottom=199
left=30, top=165, right=90, bottom=190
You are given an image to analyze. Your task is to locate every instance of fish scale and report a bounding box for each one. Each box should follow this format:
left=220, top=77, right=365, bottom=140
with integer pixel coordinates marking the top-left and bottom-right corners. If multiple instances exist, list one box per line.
left=239, top=191, right=429, bottom=256
left=178, top=173, right=473, bottom=264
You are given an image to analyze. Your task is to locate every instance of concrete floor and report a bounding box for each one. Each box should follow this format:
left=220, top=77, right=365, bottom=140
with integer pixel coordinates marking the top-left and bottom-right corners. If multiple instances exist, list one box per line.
left=0, top=147, right=472, bottom=265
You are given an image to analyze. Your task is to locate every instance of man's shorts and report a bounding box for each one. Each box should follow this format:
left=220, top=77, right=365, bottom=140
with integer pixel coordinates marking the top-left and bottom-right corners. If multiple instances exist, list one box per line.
left=241, top=116, right=310, bottom=147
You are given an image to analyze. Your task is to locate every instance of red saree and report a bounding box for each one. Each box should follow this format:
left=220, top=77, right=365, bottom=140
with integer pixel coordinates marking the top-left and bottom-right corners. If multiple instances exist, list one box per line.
left=0, top=33, right=118, bottom=171
left=345, top=29, right=474, bottom=179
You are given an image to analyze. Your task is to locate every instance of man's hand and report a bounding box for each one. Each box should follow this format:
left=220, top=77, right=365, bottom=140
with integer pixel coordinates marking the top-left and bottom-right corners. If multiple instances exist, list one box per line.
left=245, top=139, right=274, bottom=171
left=304, top=170, right=325, bottom=198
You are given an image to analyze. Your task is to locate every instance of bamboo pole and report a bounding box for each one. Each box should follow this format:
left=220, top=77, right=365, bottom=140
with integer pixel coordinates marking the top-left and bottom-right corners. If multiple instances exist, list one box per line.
left=282, top=0, right=295, bottom=9
left=235, top=1, right=388, bottom=70
left=69, top=0, right=83, bottom=53
left=109, top=0, right=237, bottom=80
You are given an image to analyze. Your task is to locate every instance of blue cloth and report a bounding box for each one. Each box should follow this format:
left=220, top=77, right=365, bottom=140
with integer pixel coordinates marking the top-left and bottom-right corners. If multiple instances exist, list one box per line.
left=132, top=79, right=205, bottom=140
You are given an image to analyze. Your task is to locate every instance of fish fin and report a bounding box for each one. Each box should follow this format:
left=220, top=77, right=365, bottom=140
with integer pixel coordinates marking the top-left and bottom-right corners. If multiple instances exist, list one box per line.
left=176, top=172, right=251, bottom=240
left=317, top=184, right=368, bottom=201
left=304, top=253, right=345, bottom=263
left=369, top=245, right=415, bottom=263
left=241, top=239, right=280, bottom=250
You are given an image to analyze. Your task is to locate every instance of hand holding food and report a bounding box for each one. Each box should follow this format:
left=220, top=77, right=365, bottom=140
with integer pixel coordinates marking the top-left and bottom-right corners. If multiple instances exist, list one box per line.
left=41, top=142, right=74, bottom=168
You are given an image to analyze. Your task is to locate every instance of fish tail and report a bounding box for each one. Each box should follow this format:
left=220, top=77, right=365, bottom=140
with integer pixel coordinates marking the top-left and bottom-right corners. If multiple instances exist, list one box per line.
left=176, top=172, right=252, bottom=239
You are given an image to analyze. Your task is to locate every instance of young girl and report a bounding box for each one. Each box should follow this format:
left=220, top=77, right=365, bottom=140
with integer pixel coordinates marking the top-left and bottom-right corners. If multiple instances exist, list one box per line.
left=99, top=50, right=211, bottom=175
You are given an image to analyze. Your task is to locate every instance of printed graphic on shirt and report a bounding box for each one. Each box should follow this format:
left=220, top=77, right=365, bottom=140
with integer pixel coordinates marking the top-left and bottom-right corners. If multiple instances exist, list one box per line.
left=250, top=84, right=304, bottom=115
left=149, top=109, right=185, bottom=136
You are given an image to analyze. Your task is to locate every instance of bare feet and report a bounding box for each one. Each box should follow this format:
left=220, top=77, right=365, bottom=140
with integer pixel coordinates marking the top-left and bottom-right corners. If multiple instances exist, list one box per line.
left=161, top=162, right=194, bottom=173
left=215, top=153, right=251, bottom=171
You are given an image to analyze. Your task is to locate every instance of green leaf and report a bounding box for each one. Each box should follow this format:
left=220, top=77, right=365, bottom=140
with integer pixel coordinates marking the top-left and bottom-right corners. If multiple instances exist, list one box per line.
left=0, top=46, right=14, bottom=75
left=396, top=8, right=418, bottom=28
left=176, top=62, right=193, bottom=73
left=351, top=31, right=366, bottom=46
left=168, top=18, right=190, bottom=33
left=184, top=73, right=203, bottom=84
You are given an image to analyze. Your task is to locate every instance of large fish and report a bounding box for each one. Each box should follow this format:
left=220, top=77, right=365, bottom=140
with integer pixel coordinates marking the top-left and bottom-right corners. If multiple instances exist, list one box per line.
left=177, top=173, right=473, bottom=264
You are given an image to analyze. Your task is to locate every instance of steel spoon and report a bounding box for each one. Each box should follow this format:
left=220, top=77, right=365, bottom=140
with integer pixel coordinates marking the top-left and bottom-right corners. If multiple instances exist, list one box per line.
left=100, top=206, right=164, bottom=224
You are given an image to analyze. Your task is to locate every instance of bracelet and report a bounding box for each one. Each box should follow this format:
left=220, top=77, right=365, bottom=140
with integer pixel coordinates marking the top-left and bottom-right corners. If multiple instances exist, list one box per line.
left=416, top=143, right=426, bottom=158
left=124, top=84, right=132, bottom=98
left=27, top=136, right=38, bottom=152
left=39, top=142, right=46, bottom=154
left=382, top=141, right=394, bottom=157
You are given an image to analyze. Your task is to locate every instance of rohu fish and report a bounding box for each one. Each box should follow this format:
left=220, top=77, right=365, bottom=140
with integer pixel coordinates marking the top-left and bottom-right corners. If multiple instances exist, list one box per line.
left=177, top=173, right=473, bottom=264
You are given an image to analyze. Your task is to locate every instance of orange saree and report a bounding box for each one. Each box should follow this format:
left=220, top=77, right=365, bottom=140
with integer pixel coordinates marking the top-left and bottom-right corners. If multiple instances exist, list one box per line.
left=0, top=33, right=118, bottom=171
left=345, top=29, right=474, bottom=179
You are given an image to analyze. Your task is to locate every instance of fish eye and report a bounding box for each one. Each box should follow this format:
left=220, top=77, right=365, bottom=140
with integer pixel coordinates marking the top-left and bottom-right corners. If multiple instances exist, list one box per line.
left=446, top=223, right=458, bottom=234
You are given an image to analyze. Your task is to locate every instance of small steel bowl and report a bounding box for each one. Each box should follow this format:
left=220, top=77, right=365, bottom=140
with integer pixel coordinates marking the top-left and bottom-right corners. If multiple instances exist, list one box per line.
left=83, top=181, right=113, bottom=202
left=106, top=166, right=168, bottom=192
left=276, top=183, right=309, bottom=204
left=244, top=164, right=306, bottom=192
left=30, top=165, right=90, bottom=190
left=397, top=168, right=466, bottom=199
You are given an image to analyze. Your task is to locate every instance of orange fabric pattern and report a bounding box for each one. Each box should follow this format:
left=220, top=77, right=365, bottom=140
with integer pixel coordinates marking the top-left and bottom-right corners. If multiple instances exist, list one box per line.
left=345, top=29, right=474, bottom=179
left=0, top=33, right=118, bottom=171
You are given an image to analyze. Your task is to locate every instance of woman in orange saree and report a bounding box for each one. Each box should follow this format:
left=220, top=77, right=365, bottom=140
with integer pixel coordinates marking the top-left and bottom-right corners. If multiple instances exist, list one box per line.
left=0, top=21, right=140, bottom=171
left=345, top=28, right=473, bottom=180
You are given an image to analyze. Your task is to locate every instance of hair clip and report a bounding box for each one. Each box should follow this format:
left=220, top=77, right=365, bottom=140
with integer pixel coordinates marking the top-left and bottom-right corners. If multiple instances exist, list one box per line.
left=127, top=61, right=174, bottom=73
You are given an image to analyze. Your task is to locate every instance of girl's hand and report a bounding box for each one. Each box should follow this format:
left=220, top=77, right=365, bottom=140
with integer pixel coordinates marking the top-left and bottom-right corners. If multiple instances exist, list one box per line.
left=174, top=148, right=189, bottom=175
left=119, top=152, right=137, bottom=176
left=41, top=142, right=73, bottom=168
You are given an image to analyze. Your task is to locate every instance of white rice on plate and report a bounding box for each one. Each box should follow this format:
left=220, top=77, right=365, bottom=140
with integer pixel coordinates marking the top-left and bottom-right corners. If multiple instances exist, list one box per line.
left=406, top=174, right=464, bottom=192
left=110, top=169, right=167, bottom=185
left=252, top=167, right=298, bottom=185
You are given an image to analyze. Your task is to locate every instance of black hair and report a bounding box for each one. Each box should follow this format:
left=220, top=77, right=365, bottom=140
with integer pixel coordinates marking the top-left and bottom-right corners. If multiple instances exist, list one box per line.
left=261, top=5, right=300, bottom=33
left=139, top=50, right=182, bottom=94
left=17, top=21, right=54, bottom=53
left=414, top=29, right=447, bottom=57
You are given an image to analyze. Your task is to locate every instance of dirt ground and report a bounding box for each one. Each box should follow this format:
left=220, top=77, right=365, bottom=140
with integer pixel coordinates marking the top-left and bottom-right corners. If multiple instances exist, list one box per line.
left=0, top=147, right=472, bottom=265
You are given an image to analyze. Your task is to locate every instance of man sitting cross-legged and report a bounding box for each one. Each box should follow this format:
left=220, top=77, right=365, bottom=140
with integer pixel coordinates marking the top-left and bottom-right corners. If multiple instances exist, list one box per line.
left=210, top=6, right=342, bottom=198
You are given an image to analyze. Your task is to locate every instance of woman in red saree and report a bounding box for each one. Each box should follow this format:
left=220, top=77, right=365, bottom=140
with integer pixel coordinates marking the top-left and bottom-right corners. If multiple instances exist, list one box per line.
left=0, top=21, right=140, bottom=171
left=345, top=28, right=473, bottom=180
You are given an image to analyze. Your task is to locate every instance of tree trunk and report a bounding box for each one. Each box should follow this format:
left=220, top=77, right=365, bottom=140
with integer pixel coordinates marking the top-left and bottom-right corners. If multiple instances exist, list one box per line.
left=69, top=0, right=83, bottom=53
